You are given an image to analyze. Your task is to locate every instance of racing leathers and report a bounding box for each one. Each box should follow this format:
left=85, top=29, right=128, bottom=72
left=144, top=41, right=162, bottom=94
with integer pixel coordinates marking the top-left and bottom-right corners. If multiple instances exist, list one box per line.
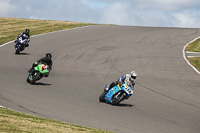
left=105, top=74, right=135, bottom=93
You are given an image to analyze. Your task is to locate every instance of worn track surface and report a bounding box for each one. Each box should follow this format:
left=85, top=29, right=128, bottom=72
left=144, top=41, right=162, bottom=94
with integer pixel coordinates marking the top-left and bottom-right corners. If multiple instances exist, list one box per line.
left=1, top=25, right=200, bottom=133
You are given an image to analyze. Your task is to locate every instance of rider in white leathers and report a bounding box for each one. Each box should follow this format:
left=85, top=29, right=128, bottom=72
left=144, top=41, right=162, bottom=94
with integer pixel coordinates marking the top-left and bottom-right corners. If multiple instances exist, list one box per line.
left=105, top=71, right=137, bottom=92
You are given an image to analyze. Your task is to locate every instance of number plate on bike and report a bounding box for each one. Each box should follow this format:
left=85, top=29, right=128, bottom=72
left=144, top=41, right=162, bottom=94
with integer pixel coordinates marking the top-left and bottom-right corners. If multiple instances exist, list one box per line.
left=124, top=84, right=133, bottom=95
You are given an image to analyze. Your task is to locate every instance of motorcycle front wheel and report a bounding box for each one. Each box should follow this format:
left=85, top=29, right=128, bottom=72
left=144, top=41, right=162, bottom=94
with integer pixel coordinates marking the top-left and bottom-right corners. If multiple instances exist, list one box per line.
left=112, top=91, right=126, bottom=105
left=29, top=72, right=41, bottom=84
left=26, top=77, right=30, bottom=83
left=15, top=47, right=20, bottom=54
left=99, top=92, right=106, bottom=102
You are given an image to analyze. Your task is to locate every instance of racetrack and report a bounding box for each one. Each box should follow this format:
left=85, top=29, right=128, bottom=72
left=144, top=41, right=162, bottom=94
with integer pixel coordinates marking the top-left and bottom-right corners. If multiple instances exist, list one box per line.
left=1, top=25, right=200, bottom=133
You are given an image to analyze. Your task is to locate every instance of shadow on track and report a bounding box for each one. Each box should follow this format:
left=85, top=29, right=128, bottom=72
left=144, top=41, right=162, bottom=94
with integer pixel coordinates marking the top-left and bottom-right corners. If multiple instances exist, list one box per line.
left=100, top=102, right=134, bottom=107
left=30, top=82, right=51, bottom=86
left=112, top=103, right=134, bottom=107
left=15, top=53, right=30, bottom=55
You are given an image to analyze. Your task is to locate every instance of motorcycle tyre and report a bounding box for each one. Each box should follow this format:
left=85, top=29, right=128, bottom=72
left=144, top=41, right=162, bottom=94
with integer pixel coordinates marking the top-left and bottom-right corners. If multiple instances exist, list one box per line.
left=15, top=44, right=20, bottom=54
left=15, top=48, right=20, bottom=54
left=112, top=92, right=126, bottom=105
left=26, top=77, right=30, bottom=83
left=30, top=72, right=40, bottom=84
left=99, top=92, right=106, bottom=102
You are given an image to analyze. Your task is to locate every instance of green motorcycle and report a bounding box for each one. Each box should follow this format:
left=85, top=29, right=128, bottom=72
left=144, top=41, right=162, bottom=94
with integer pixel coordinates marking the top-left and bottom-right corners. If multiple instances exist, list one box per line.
left=27, top=63, right=49, bottom=84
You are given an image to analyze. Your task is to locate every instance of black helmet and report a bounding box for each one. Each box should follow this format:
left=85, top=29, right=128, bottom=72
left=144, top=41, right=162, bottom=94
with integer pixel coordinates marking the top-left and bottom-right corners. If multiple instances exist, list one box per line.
left=46, top=53, right=52, bottom=60
left=25, top=29, right=30, bottom=34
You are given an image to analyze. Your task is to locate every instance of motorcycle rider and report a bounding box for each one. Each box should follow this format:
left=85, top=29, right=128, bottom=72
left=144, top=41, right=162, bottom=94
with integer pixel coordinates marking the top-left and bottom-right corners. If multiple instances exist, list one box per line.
left=28, top=53, right=53, bottom=77
left=16, top=29, right=30, bottom=47
left=105, top=71, right=137, bottom=92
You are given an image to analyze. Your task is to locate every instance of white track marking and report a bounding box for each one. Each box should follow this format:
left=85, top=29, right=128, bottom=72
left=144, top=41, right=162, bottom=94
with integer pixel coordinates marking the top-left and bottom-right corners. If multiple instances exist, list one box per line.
left=182, top=36, right=200, bottom=74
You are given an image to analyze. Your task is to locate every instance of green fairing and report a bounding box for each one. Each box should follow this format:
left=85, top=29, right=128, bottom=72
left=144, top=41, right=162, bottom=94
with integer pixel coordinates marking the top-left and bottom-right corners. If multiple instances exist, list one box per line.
left=34, top=63, right=49, bottom=74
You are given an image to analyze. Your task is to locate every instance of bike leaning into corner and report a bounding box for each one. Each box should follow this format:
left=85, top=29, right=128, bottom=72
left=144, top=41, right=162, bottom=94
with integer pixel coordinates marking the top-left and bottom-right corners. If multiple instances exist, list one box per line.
left=99, top=81, right=134, bottom=105
left=14, top=36, right=29, bottom=54
left=27, top=62, right=49, bottom=84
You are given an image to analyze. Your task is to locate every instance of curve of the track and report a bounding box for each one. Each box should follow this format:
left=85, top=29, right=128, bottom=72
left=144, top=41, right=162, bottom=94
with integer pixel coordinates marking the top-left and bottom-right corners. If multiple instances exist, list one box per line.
left=1, top=25, right=200, bottom=133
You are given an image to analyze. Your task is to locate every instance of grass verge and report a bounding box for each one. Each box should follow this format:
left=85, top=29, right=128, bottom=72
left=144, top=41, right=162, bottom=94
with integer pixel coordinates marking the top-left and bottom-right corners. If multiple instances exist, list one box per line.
left=188, top=57, right=200, bottom=71
left=0, top=17, right=98, bottom=45
left=186, top=38, right=200, bottom=52
left=186, top=38, right=200, bottom=72
left=0, top=107, right=112, bottom=133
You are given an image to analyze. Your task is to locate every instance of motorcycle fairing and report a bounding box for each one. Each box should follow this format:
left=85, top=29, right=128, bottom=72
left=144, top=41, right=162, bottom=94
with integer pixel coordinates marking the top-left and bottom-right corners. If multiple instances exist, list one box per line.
left=104, top=84, right=120, bottom=103
left=104, top=82, right=133, bottom=103
left=34, top=63, right=49, bottom=74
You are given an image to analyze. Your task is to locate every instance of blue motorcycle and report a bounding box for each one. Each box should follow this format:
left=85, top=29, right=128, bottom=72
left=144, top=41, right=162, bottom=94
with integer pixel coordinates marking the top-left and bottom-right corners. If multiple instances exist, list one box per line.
left=15, top=36, right=28, bottom=54
left=99, top=81, right=134, bottom=105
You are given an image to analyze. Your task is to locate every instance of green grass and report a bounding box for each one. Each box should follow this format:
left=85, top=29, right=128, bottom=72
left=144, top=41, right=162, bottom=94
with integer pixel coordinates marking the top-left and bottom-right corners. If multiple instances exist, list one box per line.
left=188, top=57, right=200, bottom=71
left=186, top=38, right=200, bottom=52
left=0, top=17, right=98, bottom=45
left=186, top=38, right=200, bottom=71
left=0, top=107, right=113, bottom=133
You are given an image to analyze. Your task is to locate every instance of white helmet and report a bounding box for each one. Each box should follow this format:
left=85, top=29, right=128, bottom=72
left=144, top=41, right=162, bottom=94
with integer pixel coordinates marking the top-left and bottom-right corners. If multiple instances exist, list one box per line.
left=130, top=71, right=137, bottom=81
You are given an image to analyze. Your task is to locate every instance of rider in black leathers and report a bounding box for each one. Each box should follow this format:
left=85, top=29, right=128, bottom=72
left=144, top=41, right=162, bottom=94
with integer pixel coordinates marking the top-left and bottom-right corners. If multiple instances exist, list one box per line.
left=28, top=53, right=53, bottom=77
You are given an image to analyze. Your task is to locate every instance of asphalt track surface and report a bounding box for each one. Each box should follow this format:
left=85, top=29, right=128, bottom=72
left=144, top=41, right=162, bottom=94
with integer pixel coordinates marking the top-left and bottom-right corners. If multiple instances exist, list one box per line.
left=1, top=25, right=200, bottom=133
